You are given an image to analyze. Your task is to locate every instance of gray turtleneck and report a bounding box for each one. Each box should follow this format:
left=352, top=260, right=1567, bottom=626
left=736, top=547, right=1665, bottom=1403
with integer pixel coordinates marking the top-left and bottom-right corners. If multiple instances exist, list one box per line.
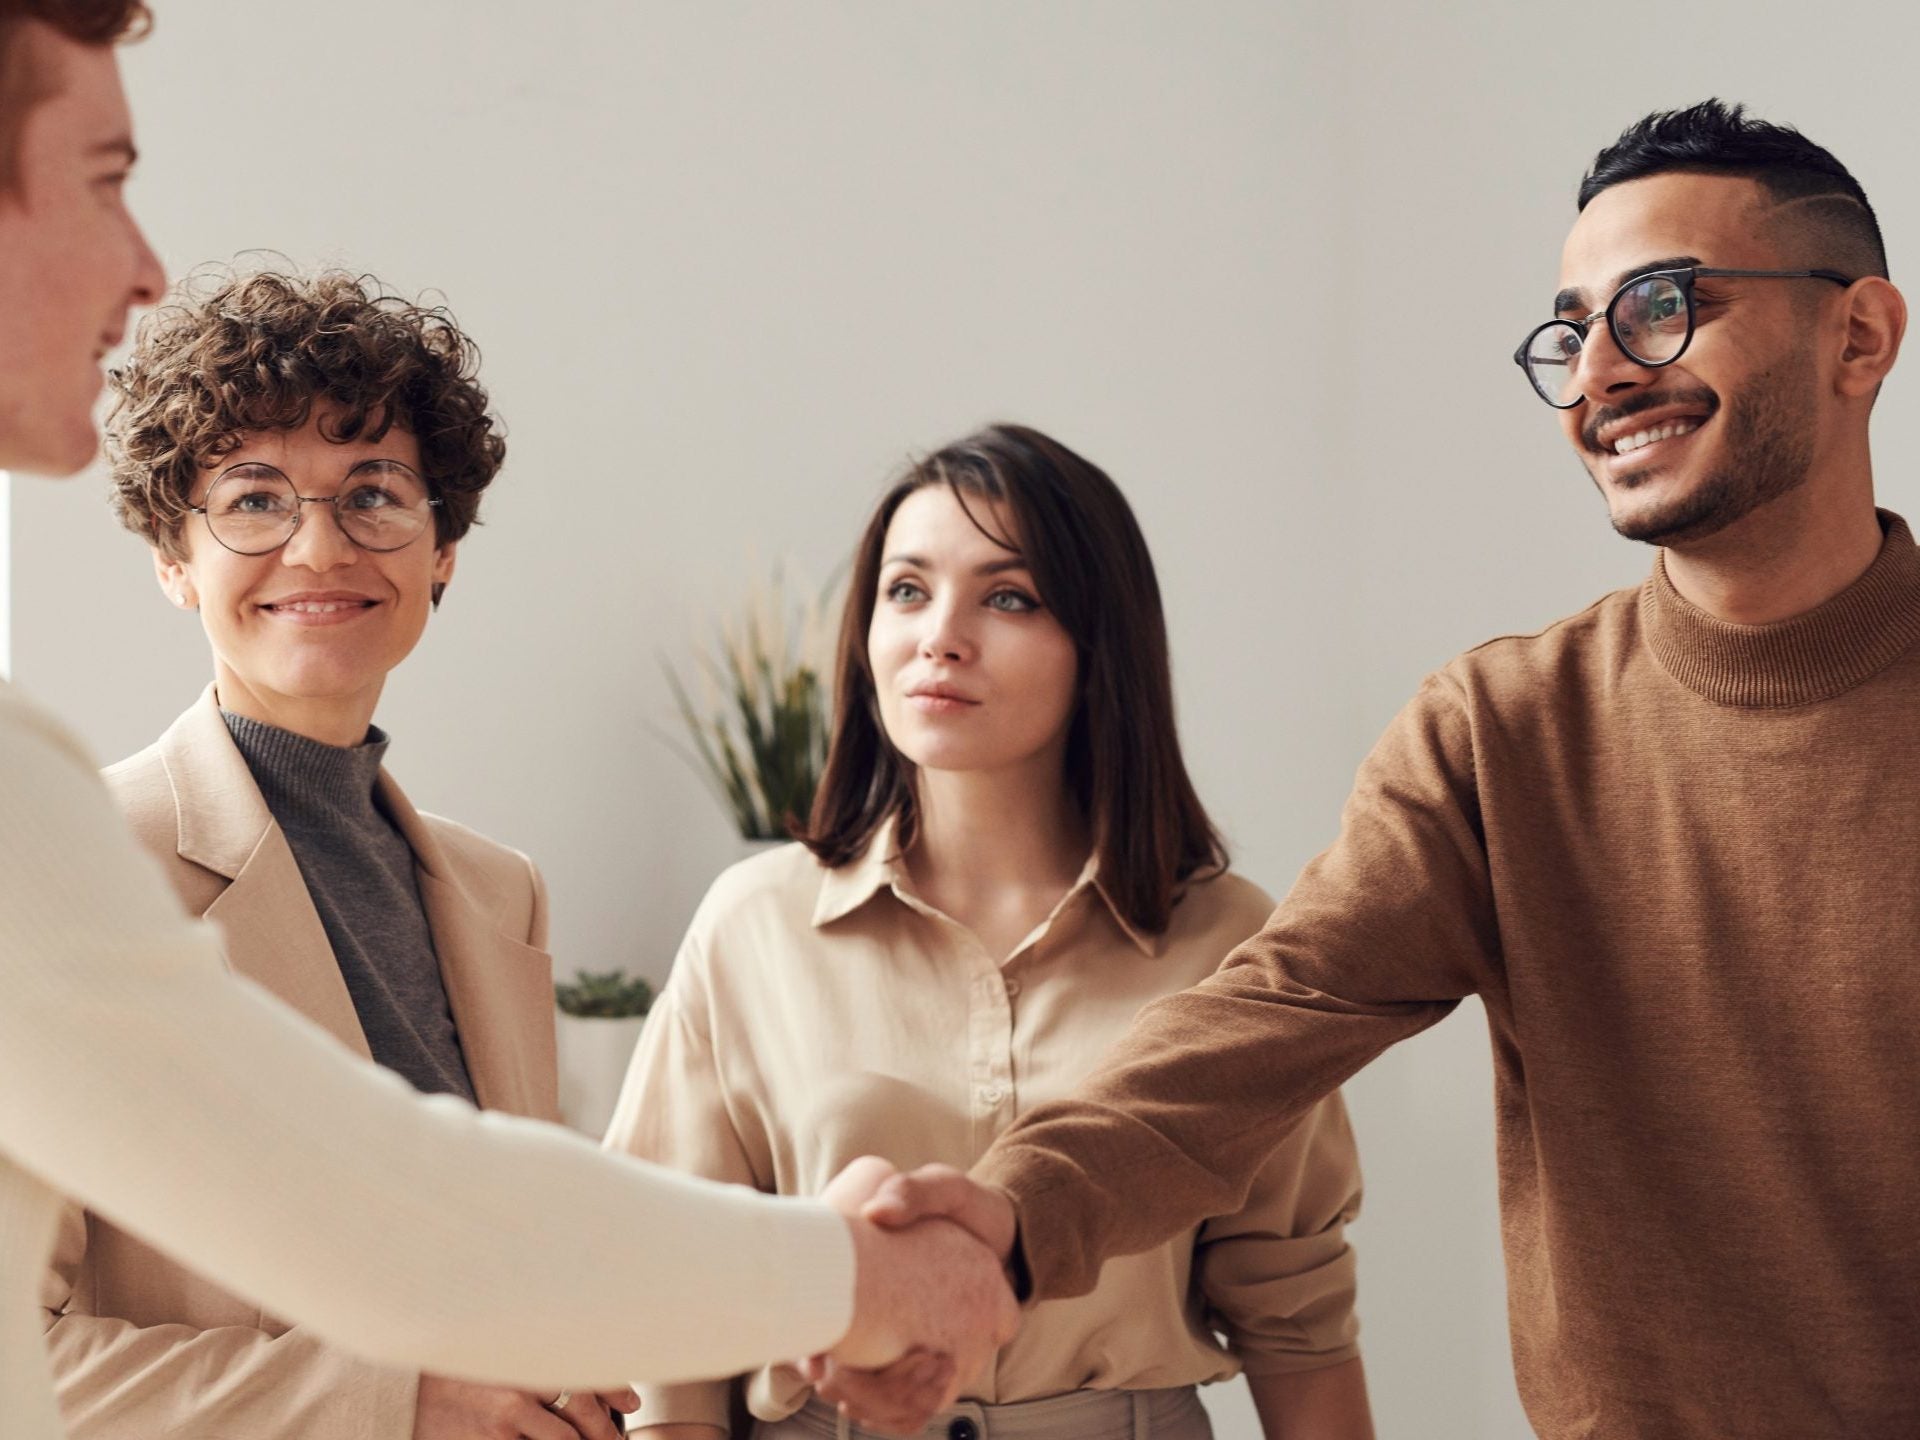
left=222, top=712, right=477, bottom=1103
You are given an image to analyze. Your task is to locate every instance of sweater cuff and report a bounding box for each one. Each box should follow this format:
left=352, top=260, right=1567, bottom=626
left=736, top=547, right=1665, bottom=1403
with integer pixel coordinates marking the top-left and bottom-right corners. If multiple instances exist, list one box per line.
left=755, top=1197, right=856, bottom=1357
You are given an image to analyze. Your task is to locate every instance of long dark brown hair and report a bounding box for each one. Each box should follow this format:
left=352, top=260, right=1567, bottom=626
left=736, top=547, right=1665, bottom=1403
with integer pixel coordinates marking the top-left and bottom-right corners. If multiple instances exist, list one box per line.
left=800, top=423, right=1225, bottom=935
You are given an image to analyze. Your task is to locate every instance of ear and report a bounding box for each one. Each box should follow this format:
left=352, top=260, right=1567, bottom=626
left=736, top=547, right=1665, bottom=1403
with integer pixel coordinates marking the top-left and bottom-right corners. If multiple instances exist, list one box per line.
left=430, top=541, right=457, bottom=610
left=152, top=546, right=199, bottom=610
left=1836, top=277, right=1906, bottom=398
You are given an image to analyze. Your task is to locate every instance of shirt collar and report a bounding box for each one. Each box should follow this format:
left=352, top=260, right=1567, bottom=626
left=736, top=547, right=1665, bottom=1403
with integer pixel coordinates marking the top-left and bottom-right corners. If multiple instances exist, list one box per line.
left=811, top=812, right=1163, bottom=958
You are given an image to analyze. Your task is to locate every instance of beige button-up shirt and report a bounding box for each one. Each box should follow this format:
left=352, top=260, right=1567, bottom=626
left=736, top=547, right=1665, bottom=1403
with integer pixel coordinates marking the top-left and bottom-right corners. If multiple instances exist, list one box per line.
left=606, top=822, right=1362, bottom=1428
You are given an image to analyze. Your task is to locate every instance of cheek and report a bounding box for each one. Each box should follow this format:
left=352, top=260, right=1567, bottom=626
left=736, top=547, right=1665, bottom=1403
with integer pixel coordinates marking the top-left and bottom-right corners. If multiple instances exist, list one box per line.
left=192, top=556, right=268, bottom=616
left=866, top=612, right=912, bottom=685
left=1008, top=630, right=1079, bottom=736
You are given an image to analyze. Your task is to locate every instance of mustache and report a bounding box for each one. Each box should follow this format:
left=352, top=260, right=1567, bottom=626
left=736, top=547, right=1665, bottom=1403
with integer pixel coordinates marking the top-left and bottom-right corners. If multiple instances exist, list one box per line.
left=1580, top=386, right=1720, bottom=454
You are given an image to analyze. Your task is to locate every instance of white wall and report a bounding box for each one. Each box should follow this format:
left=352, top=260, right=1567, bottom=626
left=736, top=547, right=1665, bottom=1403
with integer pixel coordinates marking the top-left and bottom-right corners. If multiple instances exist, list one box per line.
left=13, top=3, right=1920, bottom=1436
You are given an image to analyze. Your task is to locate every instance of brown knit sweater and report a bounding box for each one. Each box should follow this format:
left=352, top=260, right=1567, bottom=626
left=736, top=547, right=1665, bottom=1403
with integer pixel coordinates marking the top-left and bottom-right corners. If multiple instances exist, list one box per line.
left=980, top=511, right=1920, bottom=1438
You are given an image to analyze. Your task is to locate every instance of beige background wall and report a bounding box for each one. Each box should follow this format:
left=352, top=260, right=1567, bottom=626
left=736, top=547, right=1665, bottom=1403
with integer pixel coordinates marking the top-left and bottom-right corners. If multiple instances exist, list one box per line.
left=11, top=2, right=1918, bottom=1435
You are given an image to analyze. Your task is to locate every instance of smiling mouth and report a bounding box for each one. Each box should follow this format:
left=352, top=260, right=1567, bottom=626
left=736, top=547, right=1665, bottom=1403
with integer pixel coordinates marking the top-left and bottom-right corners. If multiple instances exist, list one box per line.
left=1611, top=419, right=1701, bottom=456
left=263, top=600, right=377, bottom=616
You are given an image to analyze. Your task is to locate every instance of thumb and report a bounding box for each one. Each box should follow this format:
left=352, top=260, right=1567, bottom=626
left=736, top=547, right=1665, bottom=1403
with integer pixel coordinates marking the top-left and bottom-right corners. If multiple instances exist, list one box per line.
left=860, top=1165, right=970, bottom=1228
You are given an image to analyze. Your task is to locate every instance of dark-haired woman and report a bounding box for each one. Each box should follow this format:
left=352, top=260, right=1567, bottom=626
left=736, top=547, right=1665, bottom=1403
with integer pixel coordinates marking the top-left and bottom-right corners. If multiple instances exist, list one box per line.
left=608, top=425, right=1375, bottom=1440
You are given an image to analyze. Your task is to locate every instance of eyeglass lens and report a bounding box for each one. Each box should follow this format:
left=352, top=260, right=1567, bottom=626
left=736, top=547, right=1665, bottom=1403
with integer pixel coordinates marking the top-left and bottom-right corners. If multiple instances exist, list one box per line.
left=204, top=464, right=434, bottom=555
left=1522, top=274, right=1692, bottom=407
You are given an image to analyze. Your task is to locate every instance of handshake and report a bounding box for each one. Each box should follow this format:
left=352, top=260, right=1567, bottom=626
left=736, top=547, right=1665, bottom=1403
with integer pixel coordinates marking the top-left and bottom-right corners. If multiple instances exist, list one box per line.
left=807, top=1157, right=1025, bottom=1434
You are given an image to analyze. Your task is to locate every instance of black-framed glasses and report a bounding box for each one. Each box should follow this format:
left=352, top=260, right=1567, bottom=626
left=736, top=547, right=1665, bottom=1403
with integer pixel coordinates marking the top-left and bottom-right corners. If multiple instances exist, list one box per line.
left=186, top=459, right=443, bottom=555
left=1513, top=266, right=1854, bottom=409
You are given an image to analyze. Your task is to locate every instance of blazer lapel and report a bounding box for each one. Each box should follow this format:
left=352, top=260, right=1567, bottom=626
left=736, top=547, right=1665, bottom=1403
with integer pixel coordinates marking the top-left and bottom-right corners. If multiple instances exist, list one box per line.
left=164, top=686, right=372, bottom=1059
left=380, top=774, right=559, bottom=1121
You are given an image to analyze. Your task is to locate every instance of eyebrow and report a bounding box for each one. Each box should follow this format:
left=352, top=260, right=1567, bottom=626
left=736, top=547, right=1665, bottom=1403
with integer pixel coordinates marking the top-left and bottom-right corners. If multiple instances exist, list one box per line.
left=881, top=553, right=1030, bottom=577
left=1553, top=255, right=1703, bottom=317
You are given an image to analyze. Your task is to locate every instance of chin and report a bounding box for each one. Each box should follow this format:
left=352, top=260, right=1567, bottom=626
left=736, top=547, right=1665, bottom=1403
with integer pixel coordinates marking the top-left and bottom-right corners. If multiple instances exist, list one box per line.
left=1602, top=467, right=1709, bottom=545
left=10, top=418, right=101, bottom=480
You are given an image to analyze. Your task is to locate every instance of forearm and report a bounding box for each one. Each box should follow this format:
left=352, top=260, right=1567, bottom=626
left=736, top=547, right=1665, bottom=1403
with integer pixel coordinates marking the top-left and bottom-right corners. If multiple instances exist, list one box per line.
left=980, top=976, right=1430, bottom=1301
left=1246, top=1357, right=1375, bottom=1440
left=0, top=695, right=854, bottom=1390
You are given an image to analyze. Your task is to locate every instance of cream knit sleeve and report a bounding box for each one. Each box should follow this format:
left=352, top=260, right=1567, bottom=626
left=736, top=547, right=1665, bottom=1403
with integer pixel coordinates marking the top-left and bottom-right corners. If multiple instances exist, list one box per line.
left=0, top=687, right=851, bottom=1391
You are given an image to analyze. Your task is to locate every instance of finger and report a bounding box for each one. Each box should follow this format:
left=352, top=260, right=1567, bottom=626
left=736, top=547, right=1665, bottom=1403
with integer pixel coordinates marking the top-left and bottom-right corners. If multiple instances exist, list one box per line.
left=798, top=1354, right=829, bottom=1385
left=820, top=1351, right=953, bottom=1436
left=517, top=1394, right=584, bottom=1440
left=557, top=1391, right=624, bottom=1440
left=596, top=1387, right=641, bottom=1414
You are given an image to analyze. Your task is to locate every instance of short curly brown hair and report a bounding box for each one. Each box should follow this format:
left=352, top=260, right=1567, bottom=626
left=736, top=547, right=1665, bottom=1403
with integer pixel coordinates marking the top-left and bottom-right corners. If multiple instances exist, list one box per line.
left=107, top=265, right=506, bottom=558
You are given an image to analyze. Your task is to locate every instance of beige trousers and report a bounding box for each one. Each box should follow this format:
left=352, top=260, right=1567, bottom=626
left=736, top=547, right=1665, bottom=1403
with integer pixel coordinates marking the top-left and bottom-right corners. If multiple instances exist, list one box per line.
left=753, top=1387, right=1211, bottom=1440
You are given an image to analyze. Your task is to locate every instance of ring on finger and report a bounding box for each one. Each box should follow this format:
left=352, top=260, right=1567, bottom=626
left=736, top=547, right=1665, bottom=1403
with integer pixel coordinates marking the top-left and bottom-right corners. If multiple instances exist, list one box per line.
left=545, top=1389, right=574, bottom=1412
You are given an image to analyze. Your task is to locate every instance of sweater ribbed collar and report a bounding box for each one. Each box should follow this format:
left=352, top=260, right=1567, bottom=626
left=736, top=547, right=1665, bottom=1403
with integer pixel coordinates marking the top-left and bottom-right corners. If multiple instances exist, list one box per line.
left=1642, top=510, right=1920, bottom=708
left=221, top=711, right=391, bottom=824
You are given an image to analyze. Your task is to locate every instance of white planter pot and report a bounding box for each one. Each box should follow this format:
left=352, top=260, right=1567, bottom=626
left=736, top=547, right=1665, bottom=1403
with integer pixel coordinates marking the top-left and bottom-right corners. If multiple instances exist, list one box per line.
left=554, top=1011, right=649, bottom=1136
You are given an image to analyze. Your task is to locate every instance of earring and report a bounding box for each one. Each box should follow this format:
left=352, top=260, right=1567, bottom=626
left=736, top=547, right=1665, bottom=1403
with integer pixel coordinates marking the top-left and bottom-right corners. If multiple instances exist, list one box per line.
left=431, top=581, right=447, bottom=611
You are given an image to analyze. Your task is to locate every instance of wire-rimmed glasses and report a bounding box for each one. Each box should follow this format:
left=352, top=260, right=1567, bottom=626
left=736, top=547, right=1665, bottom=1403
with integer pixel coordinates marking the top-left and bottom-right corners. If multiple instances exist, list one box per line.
left=1514, top=266, right=1854, bottom=409
left=187, top=459, right=442, bottom=555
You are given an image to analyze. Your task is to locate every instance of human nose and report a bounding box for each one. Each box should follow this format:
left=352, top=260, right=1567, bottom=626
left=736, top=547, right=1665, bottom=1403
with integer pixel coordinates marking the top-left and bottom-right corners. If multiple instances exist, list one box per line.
left=278, top=499, right=359, bottom=570
left=1571, top=313, right=1659, bottom=405
left=917, top=597, right=973, bottom=664
left=126, top=212, right=164, bottom=308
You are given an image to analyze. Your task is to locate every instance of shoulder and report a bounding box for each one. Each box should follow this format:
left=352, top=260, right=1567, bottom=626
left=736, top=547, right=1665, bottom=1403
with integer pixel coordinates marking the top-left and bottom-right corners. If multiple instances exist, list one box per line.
left=1162, top=869, right=1279, bottom=965
left=1440, top=582, right=1644, bottom=710
left=675, top=842, right=832, bottom=976
left=418, top=809, right=537, bottom=889
left=690, top=841, right=830, bottom=932
left=414, top=810, right=545, bottom=936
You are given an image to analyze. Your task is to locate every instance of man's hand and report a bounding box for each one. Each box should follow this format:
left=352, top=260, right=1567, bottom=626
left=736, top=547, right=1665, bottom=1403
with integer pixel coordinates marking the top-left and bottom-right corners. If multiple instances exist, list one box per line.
left=806, top=1160, right=1021, bottom=1436
left=862, top=1164, right=1017, bottom=1262
left=810, top=1159, right=1021, bottom=1436
left=414, top=1373, right=638, bottom=1440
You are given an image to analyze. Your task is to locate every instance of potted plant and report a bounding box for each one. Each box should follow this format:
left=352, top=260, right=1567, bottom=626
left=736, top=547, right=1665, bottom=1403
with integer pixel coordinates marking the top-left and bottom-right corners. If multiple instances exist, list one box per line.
left=664, top=568, right=836, bottom=844
left=553, top=969, right=655, bottom=1135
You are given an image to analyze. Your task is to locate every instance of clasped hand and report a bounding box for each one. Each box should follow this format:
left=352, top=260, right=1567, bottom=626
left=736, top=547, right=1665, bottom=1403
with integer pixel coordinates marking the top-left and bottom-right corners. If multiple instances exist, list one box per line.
left=807, top=1159, right=1023, bottom=1436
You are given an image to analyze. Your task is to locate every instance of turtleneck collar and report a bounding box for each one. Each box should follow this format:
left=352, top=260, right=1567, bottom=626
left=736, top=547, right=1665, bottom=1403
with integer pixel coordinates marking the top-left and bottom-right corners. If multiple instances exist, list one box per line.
left=1642, top=510, right=1920, bottom=708
left=222, top=711, right=391, bottom=822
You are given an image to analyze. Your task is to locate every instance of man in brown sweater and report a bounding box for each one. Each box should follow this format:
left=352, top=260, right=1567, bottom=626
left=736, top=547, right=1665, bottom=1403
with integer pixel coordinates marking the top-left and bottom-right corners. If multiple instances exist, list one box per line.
left=816, top=102, right=1920, bottom=1438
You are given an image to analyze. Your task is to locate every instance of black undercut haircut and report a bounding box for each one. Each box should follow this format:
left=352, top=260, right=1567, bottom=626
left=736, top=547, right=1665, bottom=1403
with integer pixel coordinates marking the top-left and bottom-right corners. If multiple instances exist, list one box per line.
left=1579, top=99, right=1888, bottom=280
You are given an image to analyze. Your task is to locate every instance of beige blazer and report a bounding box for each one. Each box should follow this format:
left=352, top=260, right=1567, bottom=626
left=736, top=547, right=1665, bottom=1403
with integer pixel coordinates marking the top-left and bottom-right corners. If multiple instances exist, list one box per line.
left=39, top=686, right=560, bottom=1440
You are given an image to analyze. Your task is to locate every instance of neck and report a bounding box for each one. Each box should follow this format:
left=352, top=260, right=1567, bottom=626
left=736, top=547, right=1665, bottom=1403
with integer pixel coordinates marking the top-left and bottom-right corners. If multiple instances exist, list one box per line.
left=213, top=664, right=384, bottom=749
left=1662, top=478, right=1883, bottom=625
left=906, top=759, right=1089, bottom=896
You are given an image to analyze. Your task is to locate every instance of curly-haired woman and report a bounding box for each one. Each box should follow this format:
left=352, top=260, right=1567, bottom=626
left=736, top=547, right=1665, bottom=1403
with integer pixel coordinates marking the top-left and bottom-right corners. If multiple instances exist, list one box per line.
left=40, top=266, right=635, bottom=1440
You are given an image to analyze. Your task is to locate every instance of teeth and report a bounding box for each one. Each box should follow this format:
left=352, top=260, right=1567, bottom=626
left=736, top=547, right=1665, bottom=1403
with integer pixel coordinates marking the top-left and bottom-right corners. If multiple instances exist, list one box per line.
left=275, top=602, right=359, bottom=614
left=1613, top=419, right=1698, bottom=456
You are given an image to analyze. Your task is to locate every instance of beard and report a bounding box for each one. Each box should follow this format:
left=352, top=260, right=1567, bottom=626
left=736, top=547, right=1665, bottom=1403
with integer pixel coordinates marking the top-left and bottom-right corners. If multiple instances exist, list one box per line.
left=1594, top=354, right=1818, bottom=547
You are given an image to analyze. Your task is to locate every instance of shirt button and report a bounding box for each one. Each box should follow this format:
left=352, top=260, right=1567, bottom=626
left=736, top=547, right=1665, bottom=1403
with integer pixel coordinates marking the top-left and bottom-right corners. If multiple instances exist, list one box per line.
left=1003, top=977, right=1022, bottom=998
left=977, top=1084, right=1004, bottom=1107
left=949, top=1420, right=979, bottom=1440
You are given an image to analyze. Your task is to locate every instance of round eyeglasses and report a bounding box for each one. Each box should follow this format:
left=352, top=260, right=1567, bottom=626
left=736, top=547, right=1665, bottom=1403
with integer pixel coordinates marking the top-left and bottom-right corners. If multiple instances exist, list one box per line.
left=187, top=460, right=443, bottom=555
left=1514, top=266, right=1854, bottom=409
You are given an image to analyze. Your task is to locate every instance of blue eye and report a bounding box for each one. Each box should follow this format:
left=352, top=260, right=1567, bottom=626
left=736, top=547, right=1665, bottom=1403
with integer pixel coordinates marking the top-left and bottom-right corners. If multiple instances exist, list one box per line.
left=986, top=589, right=1038, bottom=613
left=342, top=485, right=400, bottom=511
left=886, top=580, right=927, bottom=603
